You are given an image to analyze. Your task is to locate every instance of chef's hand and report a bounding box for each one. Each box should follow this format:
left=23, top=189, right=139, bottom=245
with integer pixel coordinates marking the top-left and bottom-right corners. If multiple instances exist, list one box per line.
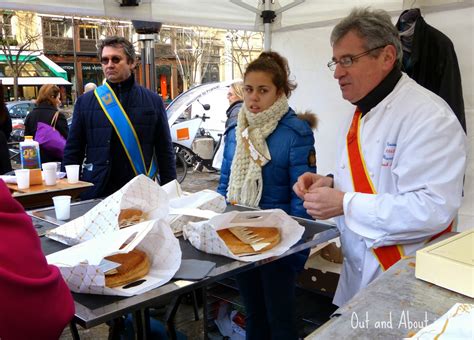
left=293, top=173, right=333, bottom=199
left=303, top=187, right=345, bottom=220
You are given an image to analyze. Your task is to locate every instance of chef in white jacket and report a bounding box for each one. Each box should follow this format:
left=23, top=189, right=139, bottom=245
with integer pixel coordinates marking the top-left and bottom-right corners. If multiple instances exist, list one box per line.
left=294, top=8, right=467, bottom=307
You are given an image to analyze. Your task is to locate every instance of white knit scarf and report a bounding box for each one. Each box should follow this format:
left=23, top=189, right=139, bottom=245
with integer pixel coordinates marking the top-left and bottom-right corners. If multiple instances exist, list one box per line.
left=227, top=95, right=289, bottom=207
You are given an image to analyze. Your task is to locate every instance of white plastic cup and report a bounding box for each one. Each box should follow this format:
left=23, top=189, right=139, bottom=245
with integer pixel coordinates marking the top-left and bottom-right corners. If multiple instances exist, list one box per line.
left=15, top=169, right=30, bottom=190
left=42, top=162, right=57, bottom=186
left=65, top=164, right=80, bottom=184
left=52, top=195, right=71, bottom=220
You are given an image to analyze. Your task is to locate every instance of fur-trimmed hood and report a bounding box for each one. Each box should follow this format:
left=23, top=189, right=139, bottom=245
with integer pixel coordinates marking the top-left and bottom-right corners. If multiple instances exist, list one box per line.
left=297, top=111, right=318, bottom=130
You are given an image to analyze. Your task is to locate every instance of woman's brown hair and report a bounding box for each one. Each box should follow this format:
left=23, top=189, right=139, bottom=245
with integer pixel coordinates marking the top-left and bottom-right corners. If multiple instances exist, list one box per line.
left=244, top=51, right=297, bottom=98
left=36, top=84, right=60, bottom=106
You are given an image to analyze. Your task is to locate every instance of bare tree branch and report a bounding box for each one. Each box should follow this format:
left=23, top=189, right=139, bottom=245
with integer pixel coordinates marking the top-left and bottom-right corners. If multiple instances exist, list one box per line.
left=1, top=11, right=42, bottom=100
left=170, top=26, right=220, bottom=90
left=224, top=30, right=263, bottom=78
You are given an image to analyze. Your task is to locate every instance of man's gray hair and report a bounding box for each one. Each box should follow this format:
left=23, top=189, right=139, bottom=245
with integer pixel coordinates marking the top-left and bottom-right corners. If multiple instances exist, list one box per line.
left=330, top=8, right=403, bottom=68
left=97, top=36, right=136, bottom=63
left=84, top=82, right=97, bottom=93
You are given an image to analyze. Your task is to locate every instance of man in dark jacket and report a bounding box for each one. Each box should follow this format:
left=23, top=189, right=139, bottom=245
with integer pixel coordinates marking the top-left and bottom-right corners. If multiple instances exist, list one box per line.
left=63, top=37, right=176, bottom=199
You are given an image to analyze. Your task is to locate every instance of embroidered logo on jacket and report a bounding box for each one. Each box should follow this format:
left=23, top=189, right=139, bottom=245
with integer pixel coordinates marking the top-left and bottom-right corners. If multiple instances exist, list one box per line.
left=382, top=142, right=396, bottom=167
left=308, top=149, right=317, bottom=167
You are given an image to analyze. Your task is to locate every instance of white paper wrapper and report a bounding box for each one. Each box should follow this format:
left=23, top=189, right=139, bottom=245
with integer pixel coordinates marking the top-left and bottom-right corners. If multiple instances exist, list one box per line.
left=47, top=175, right=169, bottom=245
left=408, top=303, right=473, bottom=339
left=182, top=209, right=305, bottom=262
left=162, top=181, right=227, bottom=234
left=46, top=219, right=181, bottom=296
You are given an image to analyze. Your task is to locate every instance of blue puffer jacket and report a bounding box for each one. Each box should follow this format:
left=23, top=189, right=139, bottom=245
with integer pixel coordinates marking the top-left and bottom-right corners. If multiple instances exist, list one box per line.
left=217, top=108, right=317, bottom=220
left=63, top=77, right=176, bottom=199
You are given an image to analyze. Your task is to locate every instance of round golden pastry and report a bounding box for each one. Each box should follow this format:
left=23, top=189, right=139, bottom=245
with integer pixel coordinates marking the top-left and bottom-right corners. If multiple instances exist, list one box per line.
left=104, top=249, right=150, bottom=288
left=118, top=208, right=145, bottom=228
left=217, top=227, right=280, bottom=255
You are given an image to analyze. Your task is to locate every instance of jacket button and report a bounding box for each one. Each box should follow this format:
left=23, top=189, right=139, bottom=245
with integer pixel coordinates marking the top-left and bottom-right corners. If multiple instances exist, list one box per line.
left=358, top=267, right=362, bottom=272
left=106, top=160, right=110, bottom=164
left=369, top=172, right=374, bottom=177
left=341, top=164, right=345, bottom=169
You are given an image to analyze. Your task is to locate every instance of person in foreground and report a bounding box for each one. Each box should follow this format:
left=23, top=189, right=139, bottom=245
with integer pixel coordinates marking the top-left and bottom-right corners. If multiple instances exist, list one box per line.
left=63, top=36, right=176, bottom=199
left=24, top=84, right=69, bottom=163
left=219, top=51, right=317, bottom=339
left=0, top=180, right=74, bottom=340
left=294, top=8, right=467, bottom=307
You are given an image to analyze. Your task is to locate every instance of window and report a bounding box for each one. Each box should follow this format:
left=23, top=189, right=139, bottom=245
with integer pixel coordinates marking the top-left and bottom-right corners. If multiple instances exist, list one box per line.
left=0, top=13, right=14, bottom=40
left=79, top=25, right=98, bottom=40
left=202, top=63, right=219, bottom=83
left=42, top=18, right=70, bottom=38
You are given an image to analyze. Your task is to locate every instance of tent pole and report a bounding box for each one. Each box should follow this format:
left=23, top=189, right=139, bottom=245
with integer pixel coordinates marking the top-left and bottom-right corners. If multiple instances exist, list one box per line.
left=263, top=0, right=272, bottom=51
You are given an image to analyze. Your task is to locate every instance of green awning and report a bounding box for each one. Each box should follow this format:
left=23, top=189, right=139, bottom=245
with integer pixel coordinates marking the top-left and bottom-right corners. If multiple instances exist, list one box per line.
left=0, top=52, right=68, bottom=80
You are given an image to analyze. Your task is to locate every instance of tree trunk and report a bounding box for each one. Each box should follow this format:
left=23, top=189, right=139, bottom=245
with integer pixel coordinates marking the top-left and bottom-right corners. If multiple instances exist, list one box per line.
left=13, top=75, right=19, bottom=101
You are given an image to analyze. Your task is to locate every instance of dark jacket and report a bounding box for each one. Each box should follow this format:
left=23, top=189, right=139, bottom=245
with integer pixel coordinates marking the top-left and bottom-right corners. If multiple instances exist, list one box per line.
left=63, top=75, right=176, bottom=200
left=396, top=9, right=466, bottom=132
left=0, top=104, right=12, bottom=138
left=24, top=102, right=69, bottom=163
left=0, top=106, right=12, bottom=174
left=217, top=108, right=317, bottom=219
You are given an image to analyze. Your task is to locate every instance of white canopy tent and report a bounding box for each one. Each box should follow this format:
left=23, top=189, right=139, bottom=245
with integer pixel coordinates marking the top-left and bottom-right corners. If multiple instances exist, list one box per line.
left=2, top=0, right=471, bottom=228
left=1, top=0, right=471, bottom=33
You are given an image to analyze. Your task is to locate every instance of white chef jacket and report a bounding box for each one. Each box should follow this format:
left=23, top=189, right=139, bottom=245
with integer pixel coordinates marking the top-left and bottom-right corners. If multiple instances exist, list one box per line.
left=333, top=74, right=467, bottom=307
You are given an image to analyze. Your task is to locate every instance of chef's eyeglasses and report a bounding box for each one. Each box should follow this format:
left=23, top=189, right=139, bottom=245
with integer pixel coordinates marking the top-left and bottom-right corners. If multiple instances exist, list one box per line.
left=100, top=56, right=123, bottom=65
left=327, top=45, right=386, bottom=71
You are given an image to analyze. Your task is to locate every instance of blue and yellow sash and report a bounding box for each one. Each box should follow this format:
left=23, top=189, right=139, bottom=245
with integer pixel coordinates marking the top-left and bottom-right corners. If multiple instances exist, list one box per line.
left=94, top=83, right=157, bottom=178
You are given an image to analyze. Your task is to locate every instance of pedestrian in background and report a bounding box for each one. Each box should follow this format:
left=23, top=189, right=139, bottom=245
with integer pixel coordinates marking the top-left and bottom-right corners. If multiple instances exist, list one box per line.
left=213, top=81, right=243, bottom=171
left=24, top=84, right=69, bottom=163
left=0, top=85, right=12, bottom=174
left=84, top=82, right=97, bottom=93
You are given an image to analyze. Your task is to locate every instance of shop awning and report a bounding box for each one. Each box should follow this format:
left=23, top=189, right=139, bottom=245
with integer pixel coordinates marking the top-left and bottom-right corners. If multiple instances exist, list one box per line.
left=0, top=51, right=70, bottom=82
left=0, top=77, right=72, bottom=86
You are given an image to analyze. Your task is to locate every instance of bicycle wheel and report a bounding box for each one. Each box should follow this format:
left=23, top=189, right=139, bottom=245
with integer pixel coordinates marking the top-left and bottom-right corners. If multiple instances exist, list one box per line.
left=179, top=148, right=194, bottom=166
left=175, top=151, right=188, bottom=183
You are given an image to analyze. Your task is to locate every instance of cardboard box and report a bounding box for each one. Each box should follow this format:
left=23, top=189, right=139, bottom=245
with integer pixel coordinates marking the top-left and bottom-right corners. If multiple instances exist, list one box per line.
left=29, top=168, right=43, bottom=185
left=297, top=240, right=341, bottom=295
left=416, top=229, right=473, bottom=298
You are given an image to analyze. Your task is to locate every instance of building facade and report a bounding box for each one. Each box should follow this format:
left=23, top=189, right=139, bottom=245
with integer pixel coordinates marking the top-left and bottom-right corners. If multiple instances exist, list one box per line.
left=1, top=10, right=263, bottom=104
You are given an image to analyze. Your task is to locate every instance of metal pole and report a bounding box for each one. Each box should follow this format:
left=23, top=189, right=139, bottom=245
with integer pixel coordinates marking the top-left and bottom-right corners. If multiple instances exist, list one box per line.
left=137, top=34, right=156, bottom=91
left=263, top=0, right=272, bottom=51
left=71, top=16, right=79, bottom=100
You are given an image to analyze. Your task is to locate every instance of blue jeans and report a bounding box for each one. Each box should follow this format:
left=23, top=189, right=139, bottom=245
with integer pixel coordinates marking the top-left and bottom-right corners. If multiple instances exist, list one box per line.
left=236, top=251, right=307, bottom=340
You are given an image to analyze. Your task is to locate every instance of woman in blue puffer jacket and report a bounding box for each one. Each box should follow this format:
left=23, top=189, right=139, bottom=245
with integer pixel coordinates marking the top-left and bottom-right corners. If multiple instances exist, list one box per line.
left=217, top=51, right=317, bottom=340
